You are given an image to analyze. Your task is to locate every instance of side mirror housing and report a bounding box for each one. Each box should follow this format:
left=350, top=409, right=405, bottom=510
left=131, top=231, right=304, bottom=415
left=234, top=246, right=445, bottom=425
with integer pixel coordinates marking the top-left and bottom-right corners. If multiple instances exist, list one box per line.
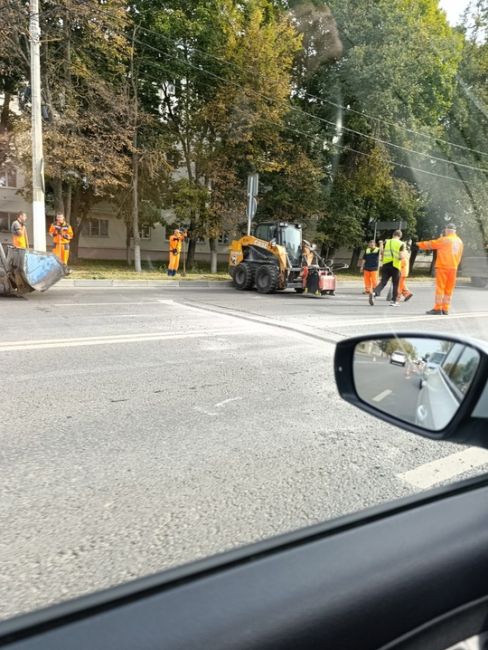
left=334, top=333, right=488, bottom=447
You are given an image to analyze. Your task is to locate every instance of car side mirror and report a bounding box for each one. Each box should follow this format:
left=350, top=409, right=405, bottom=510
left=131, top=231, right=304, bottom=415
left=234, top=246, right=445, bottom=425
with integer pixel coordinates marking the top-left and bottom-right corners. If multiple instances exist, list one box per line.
left=334, top=333, right=488, bottom=447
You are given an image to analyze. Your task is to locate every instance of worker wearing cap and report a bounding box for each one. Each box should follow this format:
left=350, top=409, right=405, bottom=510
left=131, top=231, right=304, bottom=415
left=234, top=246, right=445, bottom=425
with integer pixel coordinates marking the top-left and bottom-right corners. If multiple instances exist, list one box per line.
left=49, top=213, right=74, bottom=266
left=417, top=224, right=463, bottom=315
left=167, top=228, right=187, bottom=277
left=360, top=240, right=382, bottom=295
left=11, top=212, right=29, bottom=249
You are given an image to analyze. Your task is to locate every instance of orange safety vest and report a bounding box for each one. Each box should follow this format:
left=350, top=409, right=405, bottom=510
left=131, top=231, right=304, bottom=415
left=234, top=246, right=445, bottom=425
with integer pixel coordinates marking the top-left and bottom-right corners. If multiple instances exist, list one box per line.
left=418, top=233, right=463, bottom=270
left=11, top=220, right=29, bottom=249
left=49, top=222, right=73, bottom=244
left=169, top=233, right=185, bottom=255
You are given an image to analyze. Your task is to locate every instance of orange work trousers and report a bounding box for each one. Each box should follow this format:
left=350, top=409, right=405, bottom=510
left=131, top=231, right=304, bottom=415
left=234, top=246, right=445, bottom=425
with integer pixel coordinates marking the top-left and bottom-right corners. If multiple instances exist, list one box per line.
left=398, top=276, right=412, bottom=298
left=434, top=268, right=457, bottom=313
left=168, top=252, right=181, bottom=272
left=363, top=270, right=378, bottom=293
left=53, top=242, right=70, bottom=265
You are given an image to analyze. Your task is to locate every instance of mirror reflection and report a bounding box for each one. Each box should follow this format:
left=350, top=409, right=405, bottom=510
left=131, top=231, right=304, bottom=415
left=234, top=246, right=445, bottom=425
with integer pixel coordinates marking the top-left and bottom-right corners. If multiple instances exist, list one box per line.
left=353, top=337, right=480, bottom=432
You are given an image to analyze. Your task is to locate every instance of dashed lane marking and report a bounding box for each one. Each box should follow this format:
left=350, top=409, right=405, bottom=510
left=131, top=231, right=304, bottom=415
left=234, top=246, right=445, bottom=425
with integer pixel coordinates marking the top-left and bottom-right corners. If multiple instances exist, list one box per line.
left=372, top=389, right=392, bottom=402
left=0, top=328, right=255, bottom=353
left=215, top=397, right=243, bottom=408
left=398, top=447, right=488, bottom=489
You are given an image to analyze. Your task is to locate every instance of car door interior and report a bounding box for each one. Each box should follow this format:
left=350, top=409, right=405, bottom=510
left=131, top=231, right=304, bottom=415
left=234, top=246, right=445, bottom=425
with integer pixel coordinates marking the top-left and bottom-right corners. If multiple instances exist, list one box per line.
left=1, top=473, right=488, bottom=650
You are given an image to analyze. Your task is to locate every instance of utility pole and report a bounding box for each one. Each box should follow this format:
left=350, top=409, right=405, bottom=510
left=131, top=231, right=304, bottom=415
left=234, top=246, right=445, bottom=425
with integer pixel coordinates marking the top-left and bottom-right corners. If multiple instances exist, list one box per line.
left=246, top=173, right=259, bottom=236
left=29, top=0, right=46, bottom=251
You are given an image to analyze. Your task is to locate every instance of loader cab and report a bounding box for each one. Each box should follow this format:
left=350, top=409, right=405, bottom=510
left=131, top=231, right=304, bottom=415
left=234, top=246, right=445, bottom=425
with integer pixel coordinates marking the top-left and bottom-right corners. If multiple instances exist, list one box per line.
left=254, top=222, right=303, bottom=267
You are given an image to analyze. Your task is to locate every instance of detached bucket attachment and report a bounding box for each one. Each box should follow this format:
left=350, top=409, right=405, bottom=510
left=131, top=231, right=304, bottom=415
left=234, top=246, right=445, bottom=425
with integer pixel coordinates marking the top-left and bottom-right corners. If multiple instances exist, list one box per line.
left=0, top=245, right=65, bottom=296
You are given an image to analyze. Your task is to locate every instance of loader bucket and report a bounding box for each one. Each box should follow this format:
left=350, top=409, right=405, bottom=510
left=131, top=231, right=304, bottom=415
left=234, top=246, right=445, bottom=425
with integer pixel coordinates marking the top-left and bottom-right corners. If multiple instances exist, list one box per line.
left=7, top=247, right=65, bottom=294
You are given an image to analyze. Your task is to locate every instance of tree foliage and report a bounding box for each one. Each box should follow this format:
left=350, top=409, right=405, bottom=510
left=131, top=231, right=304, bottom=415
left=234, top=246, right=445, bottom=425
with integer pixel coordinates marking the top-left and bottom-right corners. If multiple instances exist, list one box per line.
left=1, top=0, right=487, bottom=270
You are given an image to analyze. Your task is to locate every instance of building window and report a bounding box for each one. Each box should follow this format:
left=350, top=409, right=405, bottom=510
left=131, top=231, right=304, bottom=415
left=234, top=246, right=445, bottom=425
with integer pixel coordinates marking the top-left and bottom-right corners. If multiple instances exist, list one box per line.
left=139, top=224, right=151, bottom=240
left=0, top=168, right=17, bottom=188
left=218, top=233, right=229, bottom=244
left=0, top=212, right=15, bottom=232
left=84, top=218, right=109, bottom=238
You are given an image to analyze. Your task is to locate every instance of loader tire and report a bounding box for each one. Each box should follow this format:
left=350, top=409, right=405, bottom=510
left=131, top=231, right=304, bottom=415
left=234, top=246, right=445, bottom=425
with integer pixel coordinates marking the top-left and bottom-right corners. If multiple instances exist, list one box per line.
left=255, top=265, right=279, bottom=294
left=233, top=263, right=254, bottom=290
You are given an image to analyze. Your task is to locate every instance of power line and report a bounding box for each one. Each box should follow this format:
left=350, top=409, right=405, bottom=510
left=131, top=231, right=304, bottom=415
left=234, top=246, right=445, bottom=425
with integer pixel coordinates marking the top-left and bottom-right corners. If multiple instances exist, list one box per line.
left=127, top=45, right=474, bottom=188
left=113, top=13, right=488, bottom=161
left=45, top=1, right=483, bottom=186
left=135, top=36, right=482, bottom=184
left=299, top=93, right=488, bottom=160
left=64, top=0, right=488, bottom=168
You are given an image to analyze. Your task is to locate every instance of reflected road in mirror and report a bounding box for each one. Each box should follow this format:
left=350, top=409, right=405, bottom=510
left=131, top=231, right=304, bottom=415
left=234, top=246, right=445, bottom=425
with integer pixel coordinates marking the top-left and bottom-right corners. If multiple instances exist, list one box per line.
left=353, top=337, right=480, bottom=432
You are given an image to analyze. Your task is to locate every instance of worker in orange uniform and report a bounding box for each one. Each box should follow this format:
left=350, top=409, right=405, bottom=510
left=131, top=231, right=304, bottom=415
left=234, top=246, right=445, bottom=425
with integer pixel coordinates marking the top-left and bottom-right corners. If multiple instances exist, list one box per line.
left=398, top=243, right=413, bottom=302
left=10, top=212, right=29, bottom=249
left=49, top=213, right=74, bottom=266
left=417, top=223, right=463, bottom=315
left=359, top=240, right=382, bottom=295
left=167, top=228, right=187, bottom=276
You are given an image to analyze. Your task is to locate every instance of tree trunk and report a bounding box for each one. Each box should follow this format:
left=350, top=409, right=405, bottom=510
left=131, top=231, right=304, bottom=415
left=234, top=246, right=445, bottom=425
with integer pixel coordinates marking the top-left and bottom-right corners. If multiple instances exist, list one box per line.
left=0, top=91, right=10, bottom=129
left=132, top=149, right=142, bottom=272
left=409, top=243, right=418, bottom=272
left=69, top=188, right=86, bottom=264
left=53, top=178, right=64, bottom=213
left=126, top=222, right=132, bottom=266
left=349, top=246, right=361, bottom=270
left=187, top=236, right=197, bottom=269
left=430, top=250, right=437, bottom=277
left=209, top=237, right=218, bottom=273
left=130, top=27, right=141, bottom=273
left=65, top=184, right=72, bottom=222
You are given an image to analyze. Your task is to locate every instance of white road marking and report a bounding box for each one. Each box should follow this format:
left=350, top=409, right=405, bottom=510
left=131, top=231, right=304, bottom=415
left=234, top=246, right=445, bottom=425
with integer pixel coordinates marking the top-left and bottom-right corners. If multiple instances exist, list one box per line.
left=193, top=406, right=217, bottom=417
left=372, top=389, right=392, bottom=402
left=214, top=397, right=243, bottom=408
left=318, top=311, right=488, bottom=328
left=398, top=447, right=488, bottom=489
left=0, top=328, right=254, bottom=353
left=53, top=301, right=171, bottom=306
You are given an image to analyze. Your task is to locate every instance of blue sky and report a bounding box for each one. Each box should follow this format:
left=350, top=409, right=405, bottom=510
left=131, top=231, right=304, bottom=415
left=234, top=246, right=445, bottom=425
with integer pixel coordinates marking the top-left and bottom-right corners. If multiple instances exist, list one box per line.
left=439, top=0, right=470, bottom=25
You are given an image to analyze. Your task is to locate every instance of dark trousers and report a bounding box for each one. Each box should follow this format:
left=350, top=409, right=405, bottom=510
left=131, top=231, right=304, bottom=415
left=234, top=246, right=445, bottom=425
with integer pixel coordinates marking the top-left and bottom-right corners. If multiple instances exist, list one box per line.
left=374, top=263, right=401, bottom=302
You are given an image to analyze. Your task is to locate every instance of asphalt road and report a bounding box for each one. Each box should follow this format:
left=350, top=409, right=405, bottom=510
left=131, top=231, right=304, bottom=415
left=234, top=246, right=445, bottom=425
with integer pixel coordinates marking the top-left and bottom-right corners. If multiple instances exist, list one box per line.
left=1, top=279, right=488, bottom=620
left=354, top=357, right=421, bottom=424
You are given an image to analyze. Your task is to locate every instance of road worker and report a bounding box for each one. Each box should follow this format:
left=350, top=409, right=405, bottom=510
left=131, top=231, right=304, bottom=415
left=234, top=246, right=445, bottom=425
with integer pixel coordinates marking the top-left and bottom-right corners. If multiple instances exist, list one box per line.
left=167, top=228, right=187, bottom=276
left=360, top=240, right=382, bottom=296
left=10, top=212, right=29, bottom=249
left=388, top=241, right=413, bottom=302
left=398, top=243, right=413, bottom=302
left=417, top=223, right=463, bottom=315
left=369, top=230, right=405, bottom=307
left=49, top=213, right=74, bottom=266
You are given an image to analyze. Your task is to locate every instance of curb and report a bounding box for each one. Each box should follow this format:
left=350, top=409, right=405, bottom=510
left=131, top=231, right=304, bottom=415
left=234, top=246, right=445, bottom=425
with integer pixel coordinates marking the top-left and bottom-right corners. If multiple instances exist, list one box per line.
left=56, top=279, right=233, bottom=289
left=54, top=277, right=440, bottom=289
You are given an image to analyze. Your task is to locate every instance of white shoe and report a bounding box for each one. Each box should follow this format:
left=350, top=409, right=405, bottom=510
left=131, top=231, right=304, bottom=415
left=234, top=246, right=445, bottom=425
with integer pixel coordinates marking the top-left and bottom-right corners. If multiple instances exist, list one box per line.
left=389, top=301, right=400, bottom=307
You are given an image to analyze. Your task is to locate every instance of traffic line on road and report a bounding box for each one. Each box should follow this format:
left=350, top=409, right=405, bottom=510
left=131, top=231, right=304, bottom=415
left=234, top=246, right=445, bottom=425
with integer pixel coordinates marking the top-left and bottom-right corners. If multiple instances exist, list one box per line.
left=398, top=447, right=488, bottom=489
left=53, top=301, right=171, bottom=306
left=215, top=397, right=243, bottom=408
left=316, top=311, right=488, bottom=328
left=0, top=328, right=255, bottom=352
left=372, top=389, right=392, bottom=402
